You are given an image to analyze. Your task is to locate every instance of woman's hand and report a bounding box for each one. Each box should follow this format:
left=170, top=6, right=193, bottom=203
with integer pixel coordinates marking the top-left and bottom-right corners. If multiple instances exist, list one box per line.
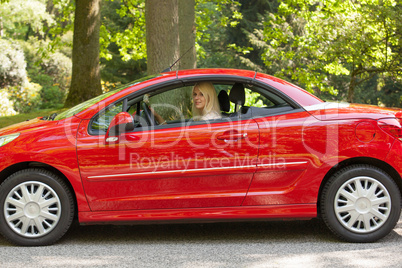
left=143, top=94, right=150, bottom=105
left=143, top=94, right=166, bottom=125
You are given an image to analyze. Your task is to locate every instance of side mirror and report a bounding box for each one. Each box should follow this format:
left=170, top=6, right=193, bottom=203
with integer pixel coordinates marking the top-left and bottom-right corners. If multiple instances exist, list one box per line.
left=105, top=112, right=134, bottom=143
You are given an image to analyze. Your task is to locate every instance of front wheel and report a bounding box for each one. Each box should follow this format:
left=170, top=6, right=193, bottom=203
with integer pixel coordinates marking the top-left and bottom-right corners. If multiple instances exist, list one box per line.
left=321, top=165, right=401, bottom=242
left=0, top=169, right=75, bottom=246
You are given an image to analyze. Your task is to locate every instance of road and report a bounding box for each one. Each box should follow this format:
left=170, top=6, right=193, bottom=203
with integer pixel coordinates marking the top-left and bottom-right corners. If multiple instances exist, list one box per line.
left=0, top=212, right=401, bottom=268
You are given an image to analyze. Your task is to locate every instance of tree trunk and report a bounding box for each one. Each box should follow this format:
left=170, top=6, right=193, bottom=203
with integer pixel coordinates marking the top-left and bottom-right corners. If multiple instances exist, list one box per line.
left=145, top=0, right=196, bottom=119
left=145, top=0, right=179, bottom=74
left=65, top=0, right=102, bottom=108
left=178, top=0, right=196, bottom=70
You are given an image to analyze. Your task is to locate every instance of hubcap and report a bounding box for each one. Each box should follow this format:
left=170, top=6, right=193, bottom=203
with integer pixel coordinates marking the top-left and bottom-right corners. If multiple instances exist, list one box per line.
left=334, top=176, right=391, bottom=233
left=24, top=202, right=41, bottom=218
left=4, top=181, right=61, bottom=238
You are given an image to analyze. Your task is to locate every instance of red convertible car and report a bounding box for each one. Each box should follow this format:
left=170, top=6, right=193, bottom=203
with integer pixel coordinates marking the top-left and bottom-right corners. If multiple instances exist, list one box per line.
left=0, top=69, right=401, bottom=246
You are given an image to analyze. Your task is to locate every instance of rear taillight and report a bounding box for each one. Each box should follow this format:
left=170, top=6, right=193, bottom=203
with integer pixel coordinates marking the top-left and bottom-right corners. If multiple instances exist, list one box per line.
left=378, top=118, right=402, bottom=141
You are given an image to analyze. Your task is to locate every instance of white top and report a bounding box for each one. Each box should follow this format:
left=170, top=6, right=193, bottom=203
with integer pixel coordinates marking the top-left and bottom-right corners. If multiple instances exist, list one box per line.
left=201, top=111, right=221, bottom=121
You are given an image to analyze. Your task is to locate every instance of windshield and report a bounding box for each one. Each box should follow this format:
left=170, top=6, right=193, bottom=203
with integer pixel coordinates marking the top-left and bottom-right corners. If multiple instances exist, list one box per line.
left=54, top=90, right=120, bottom=120
left=54, top=75, right=159, bottom=121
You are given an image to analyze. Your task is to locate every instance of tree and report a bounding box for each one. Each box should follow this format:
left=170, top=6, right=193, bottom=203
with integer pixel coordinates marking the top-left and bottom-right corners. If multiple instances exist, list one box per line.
left=64, top=0, right=102, bottom=107
left=145, top=0, right=179, bottom=74
left=145, top=0, right=194, bottom=119
left=195, top=0, right=244, bottom=68
left=0, top=0, right=54, bottom=40
left=262, top=0, right=402, bottom=102
left=100, top=0, right=243, bottom=72
left=178, top=0, right=196, bottom=70
left=100, top=0, right=146, bottom=63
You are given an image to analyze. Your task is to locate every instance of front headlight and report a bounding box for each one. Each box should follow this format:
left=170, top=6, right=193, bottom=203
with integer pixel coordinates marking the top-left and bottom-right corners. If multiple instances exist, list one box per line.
left=0, top=133, right=20, bottom=147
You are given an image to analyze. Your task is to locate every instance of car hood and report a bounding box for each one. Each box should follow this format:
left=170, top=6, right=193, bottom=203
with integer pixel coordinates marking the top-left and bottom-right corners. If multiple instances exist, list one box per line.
left=305, top=102, right=402, bottom=121
left=0, top=118, right=57, bottom=136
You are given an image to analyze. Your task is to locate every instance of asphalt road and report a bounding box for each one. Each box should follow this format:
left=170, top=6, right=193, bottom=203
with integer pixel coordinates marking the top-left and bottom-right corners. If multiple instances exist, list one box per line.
left=0, top=212, right=401, bottom=268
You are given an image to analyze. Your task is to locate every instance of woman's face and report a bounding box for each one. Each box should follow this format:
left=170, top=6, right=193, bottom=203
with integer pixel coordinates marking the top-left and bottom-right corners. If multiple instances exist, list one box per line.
left=193, top=86, right=206, bottom=110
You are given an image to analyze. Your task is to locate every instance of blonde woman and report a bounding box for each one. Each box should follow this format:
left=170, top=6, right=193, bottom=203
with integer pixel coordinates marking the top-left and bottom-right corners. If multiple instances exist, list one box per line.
left=192, top=82, right=221, bottom=121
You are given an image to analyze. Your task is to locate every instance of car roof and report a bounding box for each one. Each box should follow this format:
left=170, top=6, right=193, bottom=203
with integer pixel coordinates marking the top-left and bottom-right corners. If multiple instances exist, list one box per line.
left=74, top=68, right=323, bottom=120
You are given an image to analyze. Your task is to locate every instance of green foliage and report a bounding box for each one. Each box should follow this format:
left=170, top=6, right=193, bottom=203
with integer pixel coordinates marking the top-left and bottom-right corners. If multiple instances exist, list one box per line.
left=195, top=0, right=279, bottom=71
left=99, top=0, right=243, bottom=68
left=7, top=82, right=42, bottom=113
left=0, top=0, right=73, bottom=113
left=378, top=78, right=402, bottom=108
left=225, top=0, right=280, bottom=72
left=196, top=0, right=242, bottom=32
left=2, top=0, right=400, bottom=111
left=262, top=0, right=402, bottom=102
left=0, top=0, right=54, bottom=39
left=100, top=0, right=146, bottom=62
left=349, top=76, right=402, bottom=108
left=195, top=0, right=244, bottom=67
left=244, top=88, right=264, bottom=107
left=0, top=0, right=74, bottom=61
left=21, top=39, right=72, bottom=109
left=99, top=0, right=147, bottom=83
left=32, top=74, right=65, bottom=109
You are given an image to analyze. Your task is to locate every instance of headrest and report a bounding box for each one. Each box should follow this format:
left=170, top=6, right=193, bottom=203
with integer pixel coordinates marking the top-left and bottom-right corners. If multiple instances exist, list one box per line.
left=218, top=90, right=230, bottom=112
left=229, top=83, right=245, bottom=106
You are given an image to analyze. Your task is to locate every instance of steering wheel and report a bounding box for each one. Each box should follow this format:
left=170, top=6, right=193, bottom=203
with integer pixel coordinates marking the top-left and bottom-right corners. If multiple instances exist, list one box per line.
left=141, top=102, right=157, bottom=126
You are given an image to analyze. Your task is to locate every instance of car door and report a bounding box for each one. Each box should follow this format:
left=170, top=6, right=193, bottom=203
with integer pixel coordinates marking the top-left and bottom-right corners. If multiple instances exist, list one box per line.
left=238, top=84, right=315, bottom=206
left=77, top=88, right=260, bottom=211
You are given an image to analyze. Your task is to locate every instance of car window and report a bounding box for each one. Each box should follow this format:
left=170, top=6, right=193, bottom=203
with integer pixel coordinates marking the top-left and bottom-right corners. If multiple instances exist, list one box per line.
left=55, top=89, right=120, bottom=121
left=147, top=87, right=193, bottom=124
left=55, top=76, right=160, bottom=121
left=218, top=84, right=293, bottom=118
left=89, top=82, right=295, bottom=135
left=244, top=85, right=294, bottom=116
left=225, top=87, right=275, bottom=113
left=91, top=100, right=124, bottom=133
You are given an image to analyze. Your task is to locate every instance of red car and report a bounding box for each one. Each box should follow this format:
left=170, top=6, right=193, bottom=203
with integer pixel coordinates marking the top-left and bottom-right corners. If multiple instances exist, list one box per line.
left=0, top=69, right=401, bottom=246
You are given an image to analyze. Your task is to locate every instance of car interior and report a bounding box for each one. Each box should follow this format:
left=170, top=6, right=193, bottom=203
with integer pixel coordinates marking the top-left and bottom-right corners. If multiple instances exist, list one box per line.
left=89, top=81, right=296, bottom=135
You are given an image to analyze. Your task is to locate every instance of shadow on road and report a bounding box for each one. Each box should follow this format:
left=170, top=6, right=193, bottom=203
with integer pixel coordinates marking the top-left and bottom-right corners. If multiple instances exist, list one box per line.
left=0, top=214, right=401, bottom=246
left=62, top=218, right=337, bottom=244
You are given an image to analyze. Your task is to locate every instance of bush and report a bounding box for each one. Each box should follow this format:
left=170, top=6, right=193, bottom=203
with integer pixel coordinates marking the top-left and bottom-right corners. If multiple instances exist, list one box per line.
left=28, top=73, right=65, bottom=109
left=0, top=90, right=17, bottom=116
left=21, top=39, right=72, bottom=109
left=40, top=85, right=66, bottom=109
left=39, top=51, right=71, bottom=108
left=0, top=39, right=27, bottom=88
left=8, top=82, right=42, bottom=113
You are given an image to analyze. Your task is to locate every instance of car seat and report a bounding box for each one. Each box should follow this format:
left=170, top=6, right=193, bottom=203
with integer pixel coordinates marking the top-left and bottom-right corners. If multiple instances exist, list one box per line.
left=229, top=83, right=247, bottom=117
left=218, top=90, right=230, bottom=117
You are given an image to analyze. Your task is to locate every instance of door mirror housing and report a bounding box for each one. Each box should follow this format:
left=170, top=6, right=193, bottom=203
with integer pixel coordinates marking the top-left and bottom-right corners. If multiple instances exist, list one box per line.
left=105, top=112, right=134, bottom=143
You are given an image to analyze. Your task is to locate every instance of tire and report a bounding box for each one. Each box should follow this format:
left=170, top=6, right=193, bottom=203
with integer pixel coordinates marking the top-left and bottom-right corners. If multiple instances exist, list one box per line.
left=0, top=169, right=75, bottom=246
left=321, top=164, right=401, bottom=242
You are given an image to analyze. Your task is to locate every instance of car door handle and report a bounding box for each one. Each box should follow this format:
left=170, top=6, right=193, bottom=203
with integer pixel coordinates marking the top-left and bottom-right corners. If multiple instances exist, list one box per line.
left=217, top=133, right=248, bottom=141
left=124, top=134, right=140, bottom=141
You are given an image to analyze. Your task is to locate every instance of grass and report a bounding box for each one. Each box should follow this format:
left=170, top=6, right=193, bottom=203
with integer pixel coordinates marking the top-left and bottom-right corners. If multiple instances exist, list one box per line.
left=0, top=108, right=67, bottom=129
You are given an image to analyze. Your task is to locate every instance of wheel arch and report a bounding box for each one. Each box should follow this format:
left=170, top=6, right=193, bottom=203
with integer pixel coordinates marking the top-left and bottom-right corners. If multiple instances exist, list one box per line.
left=0, top=161, right=78, bottom=218
left=317, top=157, right=402, bottom=217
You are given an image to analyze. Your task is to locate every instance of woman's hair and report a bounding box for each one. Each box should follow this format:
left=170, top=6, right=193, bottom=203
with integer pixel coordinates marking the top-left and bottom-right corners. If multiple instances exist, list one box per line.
left=192, top=82, right=221, bottom=118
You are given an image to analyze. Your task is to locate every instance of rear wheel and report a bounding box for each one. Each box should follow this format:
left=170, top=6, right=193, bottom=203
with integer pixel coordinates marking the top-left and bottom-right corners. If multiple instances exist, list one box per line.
left=0, top=169, right=74, bottom=246
left=321, top=165, right=401, bottom=242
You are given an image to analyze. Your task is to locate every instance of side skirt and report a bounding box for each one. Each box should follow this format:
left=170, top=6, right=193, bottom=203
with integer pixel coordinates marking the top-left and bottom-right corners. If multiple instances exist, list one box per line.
left=79, top=204, right=317, bottom=225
